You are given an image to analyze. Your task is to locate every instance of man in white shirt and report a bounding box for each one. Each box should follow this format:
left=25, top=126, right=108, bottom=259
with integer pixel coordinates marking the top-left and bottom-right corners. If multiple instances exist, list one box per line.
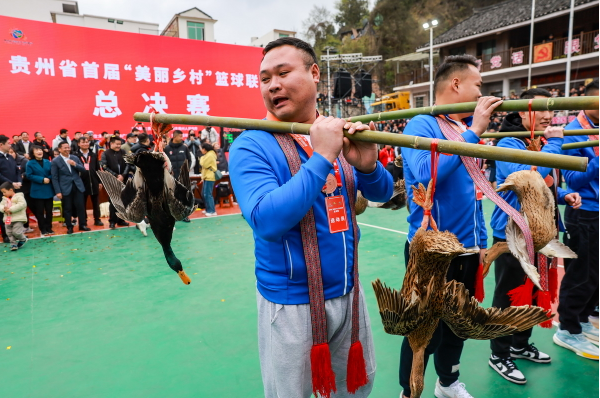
left=201, top=126, right=219, bottom=146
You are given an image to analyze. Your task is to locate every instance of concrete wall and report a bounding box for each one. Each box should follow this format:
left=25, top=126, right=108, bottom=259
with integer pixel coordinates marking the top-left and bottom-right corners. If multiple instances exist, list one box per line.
left=251, top=30, right=296, bottom=47
left=0, top=0, right=77, bottom=22
left=54, top=13, right=159, bottom=34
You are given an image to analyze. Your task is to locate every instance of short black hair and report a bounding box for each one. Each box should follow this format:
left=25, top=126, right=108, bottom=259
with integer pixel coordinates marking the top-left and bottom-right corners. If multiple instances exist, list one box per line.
left=138, top=133, right=149, bottom=144
left=263, top=37, right=318, bottom=69
left=60, top=128, right=68, bottom=135
left=58, top=141, right=70, bottom=149
left=201, top=142, right=214, bottom=152
left=520, top=88, right=552, bottom=99
left=172, top=130, right=183, bottom=137
left=0, top=135, right=9, bottom=145
left=433, top=55, right=479, bottom=97
left=0, top=181, right=14, bottom=191
left=20, top=131, right=28, bottom=136
left=585, top=79, right=599, bottom=95
left=29, top=144, right=43, bottom=158
left=109, top=135, right=121, bottom=144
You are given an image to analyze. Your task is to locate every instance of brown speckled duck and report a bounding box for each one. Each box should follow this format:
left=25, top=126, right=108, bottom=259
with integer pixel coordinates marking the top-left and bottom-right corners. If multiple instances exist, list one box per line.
left=372, top=180, right=551, bottom=398
left=355, top=179, right=407, bottom=215
left=483, top=170, right=577, bottom=287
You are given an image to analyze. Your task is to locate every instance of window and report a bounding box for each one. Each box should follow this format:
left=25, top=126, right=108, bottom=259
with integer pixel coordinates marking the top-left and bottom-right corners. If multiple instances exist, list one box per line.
left=415, top=95, right=425, bottom=108
left=279, top=33, right=289, bottom=38
left=449, top=46, right=466, bottom=56
left=187, top=21, right=205, bottom=40
left=62, top=3, right=78, bottom=14
left=476, top=39, right=496, bottom=57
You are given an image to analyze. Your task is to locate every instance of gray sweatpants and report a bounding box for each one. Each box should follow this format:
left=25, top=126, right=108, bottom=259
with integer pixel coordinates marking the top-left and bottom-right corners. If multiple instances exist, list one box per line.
left=257, top=284, right=376, bottom=398
left=6, top=221, right=25, bottom=245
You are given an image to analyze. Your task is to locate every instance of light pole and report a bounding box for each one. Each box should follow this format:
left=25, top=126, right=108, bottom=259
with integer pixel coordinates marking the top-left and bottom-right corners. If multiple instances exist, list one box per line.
left=527, top=0, right=535, bottom=88
left=423, top=19, right=438, bottom=106
left=323, top=46, right=337, bottom=116
left=564, top=0, right=575, bottom=97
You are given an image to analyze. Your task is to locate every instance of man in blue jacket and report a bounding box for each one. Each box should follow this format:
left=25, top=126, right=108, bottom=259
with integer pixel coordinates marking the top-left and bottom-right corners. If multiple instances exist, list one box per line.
left=487, top=88, right=583, bottom=384
left=400, top=55, right=502, bottom=398
left=230, top=37, right=393, bottom=398
left=555, top=79, right=600, bottom=359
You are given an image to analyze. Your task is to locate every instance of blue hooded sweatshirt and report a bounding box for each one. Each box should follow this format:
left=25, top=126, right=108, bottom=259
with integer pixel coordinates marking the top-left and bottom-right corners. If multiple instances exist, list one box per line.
left=562, top=114, right=599, bottom=212
left=229, top=129, right=394, bottom=305
left=401, top=115, right=487, bottom=249
left=490, top=113, right=568, bottom=239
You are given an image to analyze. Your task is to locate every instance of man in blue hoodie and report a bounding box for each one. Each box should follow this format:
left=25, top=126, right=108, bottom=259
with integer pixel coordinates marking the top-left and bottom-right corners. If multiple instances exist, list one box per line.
left=229, top=37, right=393, bottom=398
left=400, top=55, right=502, bottom=398
left=555, top=79, right=600, bottom=359
left=487, top=88, right=583, bottom=384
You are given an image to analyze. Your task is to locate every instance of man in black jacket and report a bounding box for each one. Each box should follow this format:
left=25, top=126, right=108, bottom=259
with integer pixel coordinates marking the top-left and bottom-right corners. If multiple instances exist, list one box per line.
left=77, top=137, right=103, bottom=227
left=165, top=130, right=192, bottom=179
left=15, top=132, right=32, bottom=159
left=130, top=133, right=152, bottom=154
left=165, top=130, right=192, bottom=223
left=100, top=135, right=131, bottom=229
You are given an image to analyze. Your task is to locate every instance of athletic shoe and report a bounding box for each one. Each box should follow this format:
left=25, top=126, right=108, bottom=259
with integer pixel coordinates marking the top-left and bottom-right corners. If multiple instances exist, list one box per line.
left=24, top=227, right=35, bottom=234
left=581, top=322, right=599, bottom=345
left=17, top=238, right=27, bottom=249
left=510, top=343, right=551, bottom=363
left=201, top=210, right=206, bottom=214
left=137, top=221, right=148, bottom=237
left=434, top=378, right=474, bottom=398
left=206, top=212, right=217, bottom=217
left=488, top=355, right=527, bottom=385
left=553, top=328, right=599, bottom=360
left=10, top=245, right=18, bottom=251
left=46, top=229, right=55, bottom=235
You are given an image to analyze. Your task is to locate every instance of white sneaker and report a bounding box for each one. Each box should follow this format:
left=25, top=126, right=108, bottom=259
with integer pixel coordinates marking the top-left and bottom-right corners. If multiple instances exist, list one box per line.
left=137, top=221, right=148, bottom=237
left=201, top=210, right=206, bottom=214
left=206, top=212, right=217, bottom=217
left=581, top=322, right=599, bottom=345
left=434, top=378, right=474, bottom=398
left=553, top=327, right=599, bottom=360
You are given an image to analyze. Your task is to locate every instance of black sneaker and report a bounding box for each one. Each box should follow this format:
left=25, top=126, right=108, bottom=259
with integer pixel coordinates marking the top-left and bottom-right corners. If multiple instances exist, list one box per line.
left=17, top=238, right=27, bottom=248
left=489, top=354, right=526, bottom=384
left=510, top=343, right=551, bottom=363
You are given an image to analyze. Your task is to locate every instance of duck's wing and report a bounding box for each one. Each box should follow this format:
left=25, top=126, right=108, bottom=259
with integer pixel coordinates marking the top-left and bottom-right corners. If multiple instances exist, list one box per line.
left=439, top=280, right=551, bottom=340
left=165, top=160, right=196, bottom=221
left=505, top=215, right=541, bottom=289
left=538, top=238, right=578, bottom=259
left=372, top=279, right=427, bottom=336
left=97, top=170, right=147, bottom=223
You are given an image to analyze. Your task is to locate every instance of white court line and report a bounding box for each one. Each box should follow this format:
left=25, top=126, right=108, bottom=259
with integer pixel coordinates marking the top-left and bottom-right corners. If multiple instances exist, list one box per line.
left=357, top=222, right=408, bottom=235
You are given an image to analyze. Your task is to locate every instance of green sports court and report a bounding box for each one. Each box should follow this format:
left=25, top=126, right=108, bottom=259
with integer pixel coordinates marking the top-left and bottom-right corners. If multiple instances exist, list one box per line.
left=1, top=201, right=598, bottom=397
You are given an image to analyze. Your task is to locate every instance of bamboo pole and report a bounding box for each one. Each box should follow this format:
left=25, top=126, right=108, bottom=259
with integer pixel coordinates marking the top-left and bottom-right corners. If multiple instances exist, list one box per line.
left=481, top=129, right=598, bottom=138
left=346, top=96, right=599, bottom=123
left=133, top=112, right=588, bottom=172
left=562, top=140, right=599, bottom=150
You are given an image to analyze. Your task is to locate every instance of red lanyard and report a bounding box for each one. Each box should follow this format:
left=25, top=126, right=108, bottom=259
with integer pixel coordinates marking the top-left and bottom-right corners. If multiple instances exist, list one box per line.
left=291, top=134, right=343, bottom=189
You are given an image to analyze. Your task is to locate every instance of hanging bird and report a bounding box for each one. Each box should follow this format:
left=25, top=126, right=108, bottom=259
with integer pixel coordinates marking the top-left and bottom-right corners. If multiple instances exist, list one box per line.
left=97, top=110, right=195, bottom=284
left=372, top=179, right=551, bottom=398
left=355, top=179, right=407, bottom=215
left=482, top=170, right=577, bottom=287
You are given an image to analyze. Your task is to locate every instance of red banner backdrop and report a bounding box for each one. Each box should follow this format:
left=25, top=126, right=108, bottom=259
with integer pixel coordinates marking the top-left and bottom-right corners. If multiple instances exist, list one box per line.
left=0, top=16, right=265, bottom=139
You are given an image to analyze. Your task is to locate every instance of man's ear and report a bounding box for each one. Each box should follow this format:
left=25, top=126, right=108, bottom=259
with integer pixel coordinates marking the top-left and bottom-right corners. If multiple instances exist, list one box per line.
left=311, top=63, right=320, bottom=84
left=451, top=77, right=460, bottom=94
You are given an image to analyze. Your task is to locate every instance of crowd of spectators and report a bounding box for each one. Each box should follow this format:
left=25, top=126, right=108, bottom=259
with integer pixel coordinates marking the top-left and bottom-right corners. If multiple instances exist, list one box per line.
left=0, top=125, right=231, bottom=248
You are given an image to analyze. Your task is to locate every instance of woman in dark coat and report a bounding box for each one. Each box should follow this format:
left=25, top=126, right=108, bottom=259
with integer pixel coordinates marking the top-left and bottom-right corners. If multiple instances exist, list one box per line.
left=76, top=137, right=103, bottom=226
left=25, top=145, right=55, bottom=235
